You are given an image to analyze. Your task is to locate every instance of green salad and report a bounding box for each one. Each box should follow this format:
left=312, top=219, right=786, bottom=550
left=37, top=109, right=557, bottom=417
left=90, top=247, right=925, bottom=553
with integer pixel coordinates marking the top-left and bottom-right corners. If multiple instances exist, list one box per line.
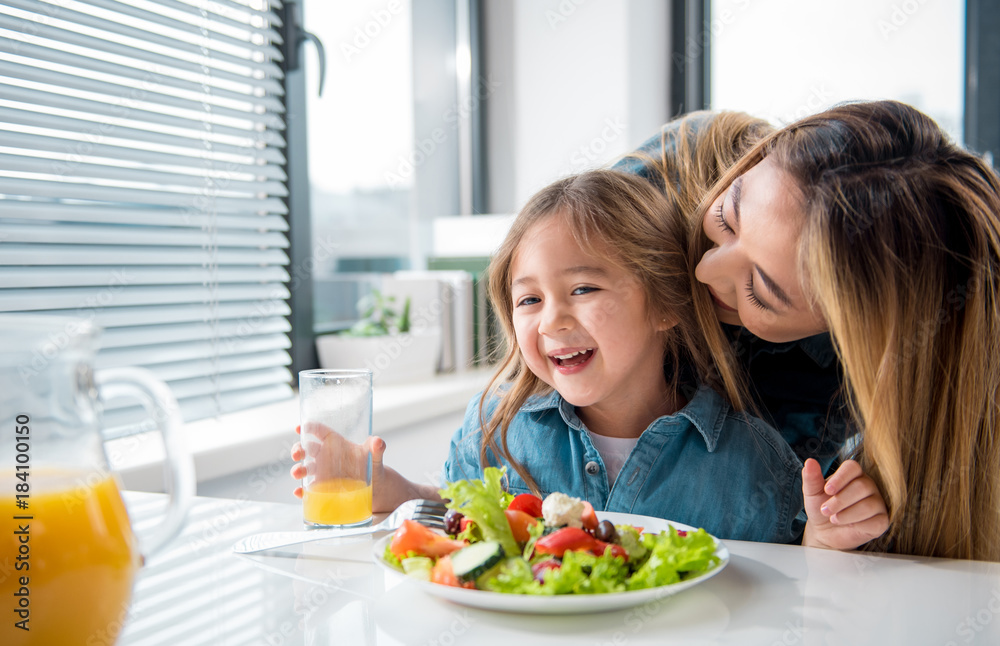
left=382, top=468, right=721, bottom=595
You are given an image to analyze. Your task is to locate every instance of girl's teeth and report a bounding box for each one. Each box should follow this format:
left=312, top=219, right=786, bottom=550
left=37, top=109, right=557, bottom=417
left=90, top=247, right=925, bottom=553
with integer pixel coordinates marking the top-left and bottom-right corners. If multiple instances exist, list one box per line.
left=553, top=348, right=593, bottom=360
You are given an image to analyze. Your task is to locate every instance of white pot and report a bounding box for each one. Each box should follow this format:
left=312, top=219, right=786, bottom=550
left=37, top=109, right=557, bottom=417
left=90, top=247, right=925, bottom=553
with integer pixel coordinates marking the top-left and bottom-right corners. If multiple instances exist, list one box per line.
left=315, top=327, right=442, bottom=385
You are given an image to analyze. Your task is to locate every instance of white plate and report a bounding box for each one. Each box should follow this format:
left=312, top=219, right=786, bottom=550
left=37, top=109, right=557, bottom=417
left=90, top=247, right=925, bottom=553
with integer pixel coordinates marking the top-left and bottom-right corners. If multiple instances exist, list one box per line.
left=371, top=511, right=729, bottom=614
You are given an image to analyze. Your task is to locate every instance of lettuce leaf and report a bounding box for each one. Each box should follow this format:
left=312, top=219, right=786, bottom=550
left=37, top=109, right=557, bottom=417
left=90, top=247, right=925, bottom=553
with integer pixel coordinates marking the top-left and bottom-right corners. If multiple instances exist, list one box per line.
left=481, top=557, right=549, bottom=595
left=454, top=519, right=482, bottom=544
left=401, top=556, right=434, bottom=581
left=626, top=527, right=719, bottom=590
left=542, top=550, right=629, bottom=594
left=482, top=549, right=630, bottom=595
left=383, top=543, right=419, bottom=571
left=522, top=517, right=548, bottom=560
left=614, top=524, right=648, bottom=562
left=439, top=466, right=519, bottom=557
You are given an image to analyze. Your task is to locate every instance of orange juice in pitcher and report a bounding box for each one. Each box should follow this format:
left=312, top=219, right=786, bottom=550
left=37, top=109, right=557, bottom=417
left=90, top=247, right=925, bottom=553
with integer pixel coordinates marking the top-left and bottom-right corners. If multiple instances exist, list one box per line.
left=1, top=314, right=194, bottom=645
left=0, top=470, right=141, bottom=646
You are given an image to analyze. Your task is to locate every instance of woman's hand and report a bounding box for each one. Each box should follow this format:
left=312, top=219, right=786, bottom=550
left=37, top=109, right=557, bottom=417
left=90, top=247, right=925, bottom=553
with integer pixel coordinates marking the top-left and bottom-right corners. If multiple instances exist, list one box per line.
left=289, top=423, right=440, bottom=512
left=801, top=458, right=889, bottom=551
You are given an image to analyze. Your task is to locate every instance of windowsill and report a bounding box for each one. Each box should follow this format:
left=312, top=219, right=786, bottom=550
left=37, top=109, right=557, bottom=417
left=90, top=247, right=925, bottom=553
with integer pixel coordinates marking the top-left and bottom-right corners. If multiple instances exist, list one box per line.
left=110, top=369, right=492, bottom=492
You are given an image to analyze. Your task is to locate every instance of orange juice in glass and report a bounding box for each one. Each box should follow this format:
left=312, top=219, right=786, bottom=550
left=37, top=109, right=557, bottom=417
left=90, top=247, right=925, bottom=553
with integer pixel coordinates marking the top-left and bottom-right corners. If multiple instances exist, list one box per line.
left=0, top=470, right=141, bottom=646
left=302, top=477, right=373, bottom=525
left=299, top=369, right=374, bottom=527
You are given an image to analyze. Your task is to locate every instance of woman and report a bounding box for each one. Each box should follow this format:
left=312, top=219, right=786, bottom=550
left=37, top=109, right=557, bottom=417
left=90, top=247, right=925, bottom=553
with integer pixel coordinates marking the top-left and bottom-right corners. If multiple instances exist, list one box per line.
left=617, top=111, right=853, bottom=475
left=634, top=101, right=1000, bottom=561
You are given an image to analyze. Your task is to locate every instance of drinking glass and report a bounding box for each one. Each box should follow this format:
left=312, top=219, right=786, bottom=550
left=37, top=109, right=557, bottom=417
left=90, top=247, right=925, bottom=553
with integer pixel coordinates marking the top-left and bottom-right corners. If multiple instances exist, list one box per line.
left=298, top=369, right=373, bottom=528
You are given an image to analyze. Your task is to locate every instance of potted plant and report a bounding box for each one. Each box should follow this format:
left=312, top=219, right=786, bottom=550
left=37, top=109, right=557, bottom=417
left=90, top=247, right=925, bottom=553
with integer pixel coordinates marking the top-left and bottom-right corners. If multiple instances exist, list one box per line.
left=315, top=289, right=442, bottom=385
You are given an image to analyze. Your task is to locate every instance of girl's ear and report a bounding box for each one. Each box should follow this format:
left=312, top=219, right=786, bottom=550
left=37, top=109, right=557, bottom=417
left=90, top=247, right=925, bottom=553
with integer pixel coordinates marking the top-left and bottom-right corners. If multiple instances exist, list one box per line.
left=656, top=314, right=679, bottom=332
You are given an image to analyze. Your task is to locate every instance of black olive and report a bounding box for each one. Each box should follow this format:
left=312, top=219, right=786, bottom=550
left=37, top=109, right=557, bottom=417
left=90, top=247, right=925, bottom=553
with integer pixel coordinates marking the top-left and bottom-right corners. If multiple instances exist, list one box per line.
left=443, top=509, right=464, bottom=535
left=594, top=520, right=617, bottom=543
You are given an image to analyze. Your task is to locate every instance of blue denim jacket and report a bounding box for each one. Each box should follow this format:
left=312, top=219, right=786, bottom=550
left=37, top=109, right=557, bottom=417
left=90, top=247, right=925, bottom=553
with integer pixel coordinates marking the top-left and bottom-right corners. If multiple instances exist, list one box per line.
left=614, top=117, right=855, bottom=473
left=442, top=385, right=806, bottom=544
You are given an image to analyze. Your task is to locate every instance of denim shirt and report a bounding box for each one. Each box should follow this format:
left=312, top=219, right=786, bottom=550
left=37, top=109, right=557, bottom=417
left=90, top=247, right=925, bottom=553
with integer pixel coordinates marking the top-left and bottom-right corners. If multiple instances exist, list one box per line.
left=614, top=118, right=856, bottom=474
left=442, top=385, right=806, bottom=544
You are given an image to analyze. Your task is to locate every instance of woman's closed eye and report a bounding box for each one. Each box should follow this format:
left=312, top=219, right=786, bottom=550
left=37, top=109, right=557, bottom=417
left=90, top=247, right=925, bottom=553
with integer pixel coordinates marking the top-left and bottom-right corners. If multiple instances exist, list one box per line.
left=715, top=202, right=734, bottom=235
left=744, top=276, right=769, bottom=310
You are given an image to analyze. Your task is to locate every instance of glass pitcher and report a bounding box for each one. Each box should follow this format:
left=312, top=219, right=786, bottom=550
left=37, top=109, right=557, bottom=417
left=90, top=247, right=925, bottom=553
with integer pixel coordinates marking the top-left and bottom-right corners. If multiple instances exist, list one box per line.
left=0, top=314, right=194, bottom=646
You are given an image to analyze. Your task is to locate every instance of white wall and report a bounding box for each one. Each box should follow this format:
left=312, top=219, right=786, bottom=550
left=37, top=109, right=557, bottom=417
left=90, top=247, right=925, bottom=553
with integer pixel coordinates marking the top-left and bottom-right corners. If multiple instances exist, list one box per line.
left=483, top=0, right=670, bottom=214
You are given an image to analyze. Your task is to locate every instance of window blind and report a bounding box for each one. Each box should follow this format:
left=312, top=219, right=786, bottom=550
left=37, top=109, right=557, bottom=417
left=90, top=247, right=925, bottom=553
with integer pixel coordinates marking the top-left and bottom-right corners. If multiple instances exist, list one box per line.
left=0, top=0, right=293, bottom=430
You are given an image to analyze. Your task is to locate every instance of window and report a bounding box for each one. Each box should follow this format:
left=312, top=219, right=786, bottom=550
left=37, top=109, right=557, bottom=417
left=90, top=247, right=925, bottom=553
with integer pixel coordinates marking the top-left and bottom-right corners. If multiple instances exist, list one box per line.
left=0, top=0, right=292, bottom=428
left=303, top=0, right=417, bottom=335
left=286, top=0, right=479, bottom=372
left=709, top=0, right=965, bottom=141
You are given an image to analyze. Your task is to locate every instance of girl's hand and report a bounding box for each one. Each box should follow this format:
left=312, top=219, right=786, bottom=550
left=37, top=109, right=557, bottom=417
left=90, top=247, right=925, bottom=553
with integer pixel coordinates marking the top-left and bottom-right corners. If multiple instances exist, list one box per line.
left=289, top=423, right=389, bottom=508
left=289, top=423, right=441, bottom=512
left=801, top=458, right=889, bottom=551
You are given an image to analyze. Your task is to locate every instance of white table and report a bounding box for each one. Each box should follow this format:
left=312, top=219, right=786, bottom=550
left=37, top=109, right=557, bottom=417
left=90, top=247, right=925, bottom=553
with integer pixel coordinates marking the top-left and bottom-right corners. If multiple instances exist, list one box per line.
left=118, top=493, right=1000, bottom=645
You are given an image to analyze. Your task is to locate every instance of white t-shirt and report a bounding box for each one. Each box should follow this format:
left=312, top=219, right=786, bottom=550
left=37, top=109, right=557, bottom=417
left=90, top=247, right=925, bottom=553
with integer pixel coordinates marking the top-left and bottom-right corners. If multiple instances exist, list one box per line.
left=586, top=430, right=639, bottom=486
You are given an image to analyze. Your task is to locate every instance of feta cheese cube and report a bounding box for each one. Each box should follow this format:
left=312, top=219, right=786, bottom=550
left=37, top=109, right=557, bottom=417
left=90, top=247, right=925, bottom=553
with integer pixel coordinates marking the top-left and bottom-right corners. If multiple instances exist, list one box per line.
left=542, top=492, right=585, bottom=528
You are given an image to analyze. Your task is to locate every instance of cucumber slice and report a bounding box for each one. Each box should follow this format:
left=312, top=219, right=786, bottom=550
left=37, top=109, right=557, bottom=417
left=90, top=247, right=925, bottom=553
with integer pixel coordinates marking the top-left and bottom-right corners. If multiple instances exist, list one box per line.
left=475, top=556, right=517, bottom=589
left=451, top=541, right=505, bottom=582
left=401, top=556, right=434, bottom=581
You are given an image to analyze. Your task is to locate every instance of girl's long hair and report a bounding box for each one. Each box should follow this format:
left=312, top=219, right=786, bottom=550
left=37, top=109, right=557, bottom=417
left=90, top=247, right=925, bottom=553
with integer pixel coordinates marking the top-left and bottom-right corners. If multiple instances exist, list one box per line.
left=623, top=111, right=775, bottom=411
left=480, top=170, right=713, bottom=495
left=694, top=100, right=1000, bottom=561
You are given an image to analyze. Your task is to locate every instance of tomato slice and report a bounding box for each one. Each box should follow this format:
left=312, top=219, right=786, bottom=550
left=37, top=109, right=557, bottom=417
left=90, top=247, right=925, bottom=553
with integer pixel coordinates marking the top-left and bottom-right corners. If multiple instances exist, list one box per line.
left=534, top=527, right=627, bottom=560
left=504, top=508, right=540, bottom=542
left=431, top=555, right=476, bottom=589
left=390, top=519, right=466, bottom=559
left=580, top=501, right=599, bottom=531
left=431, top=554, right=457, bottom=586
left=507, top=493, right=544, bottom=518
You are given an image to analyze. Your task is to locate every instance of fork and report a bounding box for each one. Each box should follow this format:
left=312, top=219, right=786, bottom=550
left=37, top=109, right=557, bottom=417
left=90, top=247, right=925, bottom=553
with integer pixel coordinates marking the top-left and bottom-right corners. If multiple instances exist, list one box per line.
left=231, top=499, right=449, bottom=554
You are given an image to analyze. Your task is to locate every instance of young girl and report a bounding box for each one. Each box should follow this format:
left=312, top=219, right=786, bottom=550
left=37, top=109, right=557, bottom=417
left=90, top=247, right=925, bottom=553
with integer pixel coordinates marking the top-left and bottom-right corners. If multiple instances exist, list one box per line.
left=292, top=169, right=884, bottom=547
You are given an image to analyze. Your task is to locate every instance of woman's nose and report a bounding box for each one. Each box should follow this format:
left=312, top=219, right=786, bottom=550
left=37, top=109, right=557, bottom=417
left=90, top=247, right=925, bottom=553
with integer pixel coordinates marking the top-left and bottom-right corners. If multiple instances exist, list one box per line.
left=696, top=245, right=735, bottom=288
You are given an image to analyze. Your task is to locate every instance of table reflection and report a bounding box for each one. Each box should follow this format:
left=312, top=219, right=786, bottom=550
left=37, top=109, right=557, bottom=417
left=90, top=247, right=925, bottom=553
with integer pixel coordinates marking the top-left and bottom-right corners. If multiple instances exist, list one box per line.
left=117, top=493, right=1000, bottom=646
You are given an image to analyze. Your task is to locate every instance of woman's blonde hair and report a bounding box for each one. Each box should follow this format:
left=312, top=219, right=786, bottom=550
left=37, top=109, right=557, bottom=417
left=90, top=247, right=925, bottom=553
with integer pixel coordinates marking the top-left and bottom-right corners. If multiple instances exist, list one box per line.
left=625, top=110, right=774, bottom=223
left=625, top=110, right=775, bottom=411
left=479, top=170, right=713, bottom=494
left=694, top=100, right=1000, bottom=561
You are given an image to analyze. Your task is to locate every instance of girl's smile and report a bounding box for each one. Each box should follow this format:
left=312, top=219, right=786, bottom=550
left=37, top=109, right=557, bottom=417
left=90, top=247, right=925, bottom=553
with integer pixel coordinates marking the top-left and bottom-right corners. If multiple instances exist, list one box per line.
left=509, top=212, right=674, bottom=432
left=548, top=347, right=596, bottom=372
